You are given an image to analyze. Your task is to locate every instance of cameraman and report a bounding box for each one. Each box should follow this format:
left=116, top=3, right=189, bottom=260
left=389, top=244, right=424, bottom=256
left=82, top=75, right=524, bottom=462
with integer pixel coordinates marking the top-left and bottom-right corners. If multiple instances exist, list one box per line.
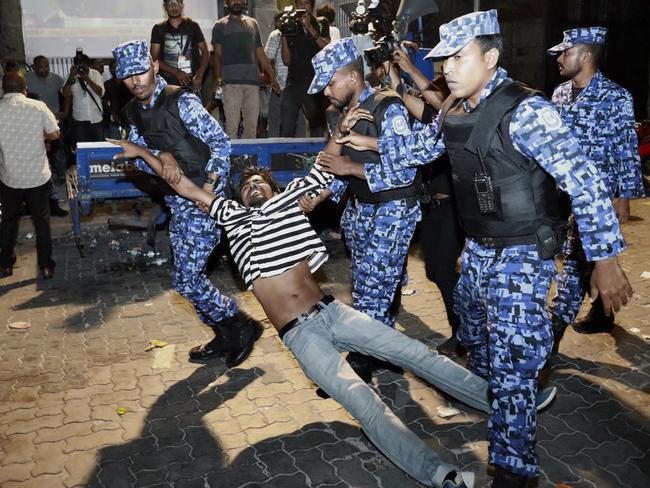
left=62, top=54, right=105, bottom=143
left=279, top=0, right=329, bottom=137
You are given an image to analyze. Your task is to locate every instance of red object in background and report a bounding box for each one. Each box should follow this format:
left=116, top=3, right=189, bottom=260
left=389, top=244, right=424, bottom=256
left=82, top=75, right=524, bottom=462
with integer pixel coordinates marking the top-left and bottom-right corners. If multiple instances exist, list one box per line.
left=637, top=120, right=650, bottom=159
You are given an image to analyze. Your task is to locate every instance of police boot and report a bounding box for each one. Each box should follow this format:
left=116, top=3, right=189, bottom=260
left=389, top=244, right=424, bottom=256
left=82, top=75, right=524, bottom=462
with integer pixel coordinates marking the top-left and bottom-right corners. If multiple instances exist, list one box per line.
left=189, top=323, right=233, bottom=361
left=491, top=467, right=528, bottom=488
left=223, top=314, right=263, bottom=369
left=572, top=297, right=615, bottom=335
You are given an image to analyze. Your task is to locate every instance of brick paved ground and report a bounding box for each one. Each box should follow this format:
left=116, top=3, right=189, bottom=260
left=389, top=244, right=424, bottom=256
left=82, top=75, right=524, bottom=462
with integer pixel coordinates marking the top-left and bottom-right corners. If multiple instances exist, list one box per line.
left=1, top=198, right=648, bottom=488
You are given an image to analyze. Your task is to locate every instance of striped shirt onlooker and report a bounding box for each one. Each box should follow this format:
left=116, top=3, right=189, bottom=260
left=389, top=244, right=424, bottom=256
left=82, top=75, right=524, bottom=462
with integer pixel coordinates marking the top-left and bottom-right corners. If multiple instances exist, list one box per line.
left=264, top=29, right=289, bottom=91
left=208, top=165, right=334, bottom=289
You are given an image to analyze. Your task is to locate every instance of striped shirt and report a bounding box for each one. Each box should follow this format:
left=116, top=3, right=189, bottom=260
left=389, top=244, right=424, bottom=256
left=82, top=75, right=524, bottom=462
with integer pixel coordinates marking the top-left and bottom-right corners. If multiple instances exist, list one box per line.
left=208, top=165, right=334, bottom=289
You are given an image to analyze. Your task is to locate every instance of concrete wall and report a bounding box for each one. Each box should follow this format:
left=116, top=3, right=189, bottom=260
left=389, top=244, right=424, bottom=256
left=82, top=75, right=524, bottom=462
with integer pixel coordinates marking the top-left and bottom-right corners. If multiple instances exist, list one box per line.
left=0, top=0, right=25, bottom=62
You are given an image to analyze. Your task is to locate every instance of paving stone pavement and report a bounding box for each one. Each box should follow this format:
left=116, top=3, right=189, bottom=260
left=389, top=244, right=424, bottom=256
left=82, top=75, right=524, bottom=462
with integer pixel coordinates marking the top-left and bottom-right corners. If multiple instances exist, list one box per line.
left=0, top=199, right=649, bottom=488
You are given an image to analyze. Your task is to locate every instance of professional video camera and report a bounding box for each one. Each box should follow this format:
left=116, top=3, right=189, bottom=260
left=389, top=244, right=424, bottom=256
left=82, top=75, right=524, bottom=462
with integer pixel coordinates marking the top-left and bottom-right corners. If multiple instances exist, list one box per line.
left=279, top=6, right=308, bottom=37
left=353, top=0, right=438, bottom=66
left=346, top=1, right=384, bottom=35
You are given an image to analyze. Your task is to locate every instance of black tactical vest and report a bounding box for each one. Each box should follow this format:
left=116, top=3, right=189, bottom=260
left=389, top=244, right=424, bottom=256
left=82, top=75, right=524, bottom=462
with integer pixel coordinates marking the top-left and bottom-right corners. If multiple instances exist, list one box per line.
left=327, top=90, right=420, bottom=204
left=442, top=81, right=568, bottom=245
left=125, top=86, right=209, bottom=186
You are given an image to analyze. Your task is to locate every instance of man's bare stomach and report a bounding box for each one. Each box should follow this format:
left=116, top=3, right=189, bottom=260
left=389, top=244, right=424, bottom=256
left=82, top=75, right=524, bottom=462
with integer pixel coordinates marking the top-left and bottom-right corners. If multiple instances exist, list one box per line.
left=252, top=261, right=325, bottom=331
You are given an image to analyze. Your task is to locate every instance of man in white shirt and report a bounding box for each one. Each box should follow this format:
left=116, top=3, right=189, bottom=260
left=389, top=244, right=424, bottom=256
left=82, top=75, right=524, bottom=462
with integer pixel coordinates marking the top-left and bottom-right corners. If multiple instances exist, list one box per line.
left=63, top=54, right=105, bottom=144
left=0, top=73, right=60, bottom=279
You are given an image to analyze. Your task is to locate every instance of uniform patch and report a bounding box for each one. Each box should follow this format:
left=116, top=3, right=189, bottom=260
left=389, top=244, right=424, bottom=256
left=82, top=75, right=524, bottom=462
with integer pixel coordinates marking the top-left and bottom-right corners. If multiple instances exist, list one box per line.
left=537, top=107, right=562, bottom=131
left=391, top=115, right=409, bottom=135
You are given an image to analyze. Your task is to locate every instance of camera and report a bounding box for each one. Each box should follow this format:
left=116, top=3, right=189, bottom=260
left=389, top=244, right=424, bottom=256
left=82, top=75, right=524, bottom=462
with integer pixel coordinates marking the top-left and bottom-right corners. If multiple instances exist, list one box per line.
left=279, top=7, right=307, bottom=37
left=364, top=35, right=399, bottom=66
left=73, top=48, right=88, bottom=76
left=348, top=2, right=385, bottom=36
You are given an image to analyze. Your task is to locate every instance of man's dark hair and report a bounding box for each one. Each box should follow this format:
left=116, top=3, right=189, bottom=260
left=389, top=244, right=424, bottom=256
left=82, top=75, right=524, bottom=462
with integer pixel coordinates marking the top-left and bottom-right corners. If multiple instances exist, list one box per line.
left=316, top=4, right=335, bottom=24
left=578, top=43, right=604, bottom=66
left=343, top=56, right=365, bottom=79
left=2, top=72, right=27, bottom=94
left=474, top=34, right=503, bottom=56
left=237, top=166, right=281, bottom=201
left=33, top=55, right=47, bottom=65
left=274, top=10, right=283, bottom=22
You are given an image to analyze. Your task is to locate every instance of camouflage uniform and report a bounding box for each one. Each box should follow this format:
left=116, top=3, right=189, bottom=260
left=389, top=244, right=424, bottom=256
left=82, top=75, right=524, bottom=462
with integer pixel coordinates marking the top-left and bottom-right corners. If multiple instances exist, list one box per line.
left=112, top=41, right=238, bottom=328
left=547, top=28, right=644, bottom=327
left=308, top=39, right=421, bottom=328
left=374, top=10, right=625, bottom=478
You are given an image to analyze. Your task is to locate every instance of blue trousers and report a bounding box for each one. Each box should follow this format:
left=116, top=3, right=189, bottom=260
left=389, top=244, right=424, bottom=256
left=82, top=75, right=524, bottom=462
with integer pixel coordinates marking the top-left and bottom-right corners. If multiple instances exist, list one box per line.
left=550, top=219, right=592, bottom=326
left=454, top=240, right=554, bottom=477
left=282, top=298, right=490, bottom=487
left=341, top=199, right=420, bottom=328
left=167, top=196, right=238, bottom=326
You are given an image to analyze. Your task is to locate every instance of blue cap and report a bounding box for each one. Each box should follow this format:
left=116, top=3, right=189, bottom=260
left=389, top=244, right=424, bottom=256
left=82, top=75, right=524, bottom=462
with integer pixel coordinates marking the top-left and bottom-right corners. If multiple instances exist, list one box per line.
left=424, top=9, right=500, bottom=60
left=112, top=40, right=151, bottom=80
left=547, top=27, right=607, bottom=55
left=308, top=38, right=360, bottom=95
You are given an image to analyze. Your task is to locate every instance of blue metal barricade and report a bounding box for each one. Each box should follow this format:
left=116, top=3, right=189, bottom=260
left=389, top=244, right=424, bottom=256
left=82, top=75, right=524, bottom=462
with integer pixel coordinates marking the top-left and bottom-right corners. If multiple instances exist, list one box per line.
left=67, top=138, right=326, bottom=253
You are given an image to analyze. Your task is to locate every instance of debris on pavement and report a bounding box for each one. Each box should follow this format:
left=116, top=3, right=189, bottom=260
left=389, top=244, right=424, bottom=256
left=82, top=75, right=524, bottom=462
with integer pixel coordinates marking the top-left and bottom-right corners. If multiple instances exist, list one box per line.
left=116, top=407, right=127, bottom=416
left=145, top=339, right=168, bottom=351
left=436, top=405, right=461, bottom=418
left=401, top=288, right=416, bottom=296
left=8, top=321, right=31, bottom=330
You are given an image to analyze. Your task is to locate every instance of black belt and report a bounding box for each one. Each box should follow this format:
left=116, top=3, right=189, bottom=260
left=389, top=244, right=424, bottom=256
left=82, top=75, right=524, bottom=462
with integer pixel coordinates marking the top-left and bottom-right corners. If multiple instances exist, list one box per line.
left=472, top=234, right=537, bottom=249
left=422, top=196, right=453, bottom=208
left=278, top=295, right=335, bottom=341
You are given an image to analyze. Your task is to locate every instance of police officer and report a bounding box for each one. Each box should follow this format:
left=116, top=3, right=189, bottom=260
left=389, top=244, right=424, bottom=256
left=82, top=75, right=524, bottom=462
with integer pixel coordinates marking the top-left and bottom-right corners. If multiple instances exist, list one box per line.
left=338, top=10, right=633, bottom=487
left=304, top=38, right=422, bottom=378
left=547, top=28, right=644, bottom=346
left=111, top=40, right=259, bottom=368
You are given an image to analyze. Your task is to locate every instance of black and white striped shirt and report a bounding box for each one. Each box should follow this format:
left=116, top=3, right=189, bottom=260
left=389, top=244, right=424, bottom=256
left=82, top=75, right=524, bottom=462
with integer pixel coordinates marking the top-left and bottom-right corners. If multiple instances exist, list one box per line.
left=209, top=165, right=334, bottom=289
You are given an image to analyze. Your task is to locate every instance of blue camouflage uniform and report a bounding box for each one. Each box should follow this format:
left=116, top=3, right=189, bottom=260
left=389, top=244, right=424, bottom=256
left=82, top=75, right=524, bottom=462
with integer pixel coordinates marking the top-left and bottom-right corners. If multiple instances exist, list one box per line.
left=547, top=28, right=644, bottom=327
left=376, top=10, right=626, bottom=478
left=112, top=40, right=238, bottom=328
left=308, top=39, right=421, bottom=328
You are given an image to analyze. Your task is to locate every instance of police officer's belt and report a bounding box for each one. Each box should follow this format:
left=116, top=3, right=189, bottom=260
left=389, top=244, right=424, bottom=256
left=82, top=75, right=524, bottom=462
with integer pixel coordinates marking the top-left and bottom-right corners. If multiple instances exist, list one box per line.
left=473, top=234, right=537, bottom=248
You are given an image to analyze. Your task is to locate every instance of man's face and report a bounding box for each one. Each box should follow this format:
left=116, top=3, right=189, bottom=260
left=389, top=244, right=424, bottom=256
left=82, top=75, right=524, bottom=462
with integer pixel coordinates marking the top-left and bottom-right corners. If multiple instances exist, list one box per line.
left=324, top=69, right=354, bottom=111
left=240, top=175, right=276, bottom=208
left=227, top=0, right=246, bottom=15
left=442, top=41, right=495, bottom=103
left=34, top=58, right=49, bottom=78
left=122, top=61, right=159, bottom=105
left=164, top=0, right=184, bottom=19
left=295, top=0, right=313, bottom=14
left=556, top=46, right=585, bottom=79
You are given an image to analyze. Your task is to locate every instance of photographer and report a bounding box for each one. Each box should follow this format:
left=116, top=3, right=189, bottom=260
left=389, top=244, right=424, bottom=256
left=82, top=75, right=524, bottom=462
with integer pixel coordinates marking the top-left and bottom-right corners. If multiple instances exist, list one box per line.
left=62, top=53, right=105, bottom=143
left=279, top=0, right=330, bottom=137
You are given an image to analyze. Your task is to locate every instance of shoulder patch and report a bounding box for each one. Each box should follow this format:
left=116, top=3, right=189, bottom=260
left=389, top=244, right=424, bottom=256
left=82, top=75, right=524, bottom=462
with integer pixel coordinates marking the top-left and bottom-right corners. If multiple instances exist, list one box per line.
left=391, top=115, right=410, bottom=136
left=537, top=106, right=562, bottom=131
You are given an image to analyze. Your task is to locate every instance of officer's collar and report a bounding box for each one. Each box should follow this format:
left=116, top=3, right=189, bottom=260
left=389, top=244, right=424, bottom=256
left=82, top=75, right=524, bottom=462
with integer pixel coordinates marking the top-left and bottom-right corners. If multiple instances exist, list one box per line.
left=463, top=67, right=509, bottom=112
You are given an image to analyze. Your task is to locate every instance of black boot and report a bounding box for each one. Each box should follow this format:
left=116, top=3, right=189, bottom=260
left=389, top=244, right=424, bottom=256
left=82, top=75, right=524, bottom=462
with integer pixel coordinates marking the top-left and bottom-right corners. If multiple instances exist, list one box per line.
left=437, top=335, right=467, bottom=357
left=491, top=467, right=528, bottom=488
left=572, top=297, right=615, bottom=334
left=189, top=324, right=233, bottom=361
left=224, top=314, right=263, bottom=368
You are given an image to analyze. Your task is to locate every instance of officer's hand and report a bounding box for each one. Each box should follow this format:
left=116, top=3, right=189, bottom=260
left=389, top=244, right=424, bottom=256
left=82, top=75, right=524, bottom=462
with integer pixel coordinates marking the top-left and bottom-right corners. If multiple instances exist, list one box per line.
left=175, top=69, right=192, bottom=86
left=107, top=138, right=144, bottom=159
left=340, top=105, right=373, bottom=134
left=298, top=189, right=331, bottom=213
left=195, top=200, right=210, bottom=213
left=159, top=152, right=183, bottom=185
left=192, top=74, right=203, bottom=93
left=613, top=198, right=631, bottom=224
left=590, top=256, right=633, bottom=315
left=316, top=152, right=355, bottom=176
left=336, top=131, right=378, bottom=152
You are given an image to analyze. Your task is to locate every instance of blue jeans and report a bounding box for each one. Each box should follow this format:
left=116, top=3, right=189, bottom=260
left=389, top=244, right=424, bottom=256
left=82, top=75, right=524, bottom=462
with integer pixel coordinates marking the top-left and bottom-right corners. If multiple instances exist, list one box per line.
left=282, top=299, right=490, bottom=487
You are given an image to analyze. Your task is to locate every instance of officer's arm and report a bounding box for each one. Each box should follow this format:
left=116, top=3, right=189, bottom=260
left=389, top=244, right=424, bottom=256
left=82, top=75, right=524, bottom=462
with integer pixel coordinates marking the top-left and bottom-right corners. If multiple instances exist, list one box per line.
left=125, top=122, right=159, bottom=175
left=509, top=96, right=625, bottom=261
left=177, top=92, right=231, bottom=194
left=364, top=103, right=422, bottom=192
